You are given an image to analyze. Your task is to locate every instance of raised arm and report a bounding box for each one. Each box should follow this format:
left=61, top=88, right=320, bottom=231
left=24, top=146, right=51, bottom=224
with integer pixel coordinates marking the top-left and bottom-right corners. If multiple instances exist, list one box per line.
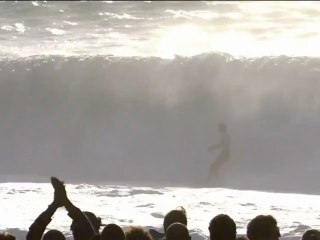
left=51, top=177, right=99, bottom=240
left=26, top=179, right=63, bottom=240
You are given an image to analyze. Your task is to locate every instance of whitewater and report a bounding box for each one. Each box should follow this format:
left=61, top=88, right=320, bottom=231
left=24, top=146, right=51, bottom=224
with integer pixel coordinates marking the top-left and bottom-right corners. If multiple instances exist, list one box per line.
left=1, top=54, right=320, bottom=193
left=1, top=181, right=320, bottom=240
left=1, top=51, right=320, bottom=240
left=1, top=1, right=320, bottom=240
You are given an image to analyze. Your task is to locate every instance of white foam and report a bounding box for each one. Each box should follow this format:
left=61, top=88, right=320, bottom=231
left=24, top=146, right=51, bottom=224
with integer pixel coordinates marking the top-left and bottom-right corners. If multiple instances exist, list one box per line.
left=1, top=182, right=320, bottom=240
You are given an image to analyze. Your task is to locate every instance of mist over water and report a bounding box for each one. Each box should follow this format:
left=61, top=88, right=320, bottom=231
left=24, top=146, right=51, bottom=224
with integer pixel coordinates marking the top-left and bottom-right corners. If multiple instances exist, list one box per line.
left=1, top=53, right=320, bottom=193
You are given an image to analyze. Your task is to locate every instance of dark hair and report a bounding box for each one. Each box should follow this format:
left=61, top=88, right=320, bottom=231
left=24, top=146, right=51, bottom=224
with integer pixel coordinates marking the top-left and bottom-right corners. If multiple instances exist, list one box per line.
left=43, top=230, right=66, bottom=240
left=0, top=232, right=16, bottom=240
left=84, top=211, right=101, bottom=232
left=163, top=209, right=188, bottom=233
left=302, top=230, right=320, bottom=240
left=71, top=211, right=101, bottom=240
left=101, top=224, right=125, bottom=240
left=125, top=226, right=153, bottom=240
left=237, top=236, right=248, bottom=240
left=208, top=214, right=236, bottom=240
left=71, top=211, right=101, bottom=231
left=166, top=223, right=190, bottom=240
left=247, top=215, right=280, bottom=240
left=176, top=206, right=187, bottom=215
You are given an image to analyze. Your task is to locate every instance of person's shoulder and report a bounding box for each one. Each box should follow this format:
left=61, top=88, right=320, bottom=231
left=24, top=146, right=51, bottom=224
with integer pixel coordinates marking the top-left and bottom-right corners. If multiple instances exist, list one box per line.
left=149, top=229, right=165, bottom=240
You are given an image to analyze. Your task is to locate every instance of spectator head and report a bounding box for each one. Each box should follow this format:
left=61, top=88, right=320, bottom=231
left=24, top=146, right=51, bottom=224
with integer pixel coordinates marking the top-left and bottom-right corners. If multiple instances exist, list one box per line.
left=0, top=232, right=15, bottom=240
left=83, top=211, right=102, bottom=232
left=125, top=226, right=153, bottom=240
left=247, top=215, right=280, bottom=240
left=43, top=230, right=66, bottom=240
left=302, top=230, right=320, bottom=240
left=71, top=211, right=101, bottom=240
left=163, top=209, right=188, bottom=233
left=208, top=214, right=236, bottom=240
left=166, top=223, right=190, bottom=240
left=101, top=224, right=125, bottom=240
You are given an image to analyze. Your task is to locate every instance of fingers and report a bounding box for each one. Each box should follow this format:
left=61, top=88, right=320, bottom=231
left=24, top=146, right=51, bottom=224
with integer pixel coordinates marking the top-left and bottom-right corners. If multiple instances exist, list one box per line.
left=51, top=177, right=65, bottom=188
left=51, top=177, right=64, bottom=185
left=51, top=176, right=67, bottom=197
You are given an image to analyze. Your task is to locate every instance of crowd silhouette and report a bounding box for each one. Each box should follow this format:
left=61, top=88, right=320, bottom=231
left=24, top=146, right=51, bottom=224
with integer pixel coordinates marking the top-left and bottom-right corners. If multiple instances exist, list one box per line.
left=0, top=177, right=319, bottom=240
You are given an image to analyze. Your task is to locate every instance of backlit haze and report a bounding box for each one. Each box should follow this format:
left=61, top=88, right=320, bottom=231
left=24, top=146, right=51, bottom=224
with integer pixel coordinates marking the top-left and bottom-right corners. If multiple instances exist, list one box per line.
left=1, top=1, right=320, bottom=194
left=1, top=1, right=320, bottom=58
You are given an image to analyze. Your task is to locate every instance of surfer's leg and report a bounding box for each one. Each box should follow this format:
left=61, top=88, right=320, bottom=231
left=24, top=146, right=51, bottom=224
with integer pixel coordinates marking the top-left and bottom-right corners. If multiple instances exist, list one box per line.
left=208, top=153, right=229, bottom=182
left=207, top=159, right=221, bottom=182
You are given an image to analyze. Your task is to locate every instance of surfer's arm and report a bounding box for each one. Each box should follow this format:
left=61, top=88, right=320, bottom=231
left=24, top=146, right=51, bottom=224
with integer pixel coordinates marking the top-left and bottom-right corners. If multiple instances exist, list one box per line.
left=26, top=202, right=59, bottom=240
left=208, top=143, right=221, bottom=151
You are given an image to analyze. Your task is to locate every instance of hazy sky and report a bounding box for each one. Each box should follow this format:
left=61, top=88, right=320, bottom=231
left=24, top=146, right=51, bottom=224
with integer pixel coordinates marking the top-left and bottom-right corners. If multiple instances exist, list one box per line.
left=154, top=1, right=320, bottom=58
left=1, top=1, right=320, bottom=58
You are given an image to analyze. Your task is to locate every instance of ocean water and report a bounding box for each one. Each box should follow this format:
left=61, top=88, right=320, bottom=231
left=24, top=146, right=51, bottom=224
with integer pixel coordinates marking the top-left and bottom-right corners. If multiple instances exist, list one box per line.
left=1, top=2, right=320, bottom=239
left=0, top=1, right=226, bottom=58
left=1, top=0, right=320, bottom=194
left=1, top=1, right=320, bottom=58
left=1, top=54, right=320, bottom=194
left=1, top=181, right=320, bottom=240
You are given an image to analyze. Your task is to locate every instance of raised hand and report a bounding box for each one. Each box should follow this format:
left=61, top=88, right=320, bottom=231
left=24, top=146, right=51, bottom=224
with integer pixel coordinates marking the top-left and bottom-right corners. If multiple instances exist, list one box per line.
left=51, top=176, right=68, bottom=207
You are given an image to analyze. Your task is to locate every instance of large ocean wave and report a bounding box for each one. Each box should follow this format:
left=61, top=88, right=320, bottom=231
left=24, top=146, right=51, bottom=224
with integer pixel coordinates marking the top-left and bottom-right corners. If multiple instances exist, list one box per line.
left=1, top=53, right=320, bottom=193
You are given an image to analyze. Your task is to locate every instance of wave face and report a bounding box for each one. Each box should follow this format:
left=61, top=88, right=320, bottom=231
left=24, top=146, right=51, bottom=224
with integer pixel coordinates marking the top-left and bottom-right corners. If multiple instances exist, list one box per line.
left=1, top=53, right=320, bottom=193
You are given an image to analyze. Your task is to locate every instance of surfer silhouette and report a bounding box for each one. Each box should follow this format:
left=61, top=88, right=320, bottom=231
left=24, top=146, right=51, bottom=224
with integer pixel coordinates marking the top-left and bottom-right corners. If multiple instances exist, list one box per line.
left=207, top=123, right=230, bottom=182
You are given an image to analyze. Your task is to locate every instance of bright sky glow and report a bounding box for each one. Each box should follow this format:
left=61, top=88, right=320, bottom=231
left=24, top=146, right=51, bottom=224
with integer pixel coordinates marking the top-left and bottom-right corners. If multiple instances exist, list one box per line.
left=156, top=24, right=210, bottom=58
left=152, top=1, right=320, bottom=58
left=0, top=1, right=320, bottom=58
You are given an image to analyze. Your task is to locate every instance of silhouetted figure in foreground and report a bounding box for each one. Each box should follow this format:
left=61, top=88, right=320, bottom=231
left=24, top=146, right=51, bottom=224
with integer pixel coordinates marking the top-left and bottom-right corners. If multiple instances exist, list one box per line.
left=27, top=177, right=99, bottom=240
left=247, top=215, right=280, bottom=240
left=101, top=224, right=125, bottom=240
left=149, top=207, right=187, bottom=240
left=166, top=223, right=190, bottom=240
left=52, top=177, right=100, bottom=240
left=207, top=123, right=231, bottom=182
left=26, top=177, right=66, bottom=240
left=0, top=231, right=15, bottom=240
left=43, top=230, right=66, bottom=240
left=236, top=236, right=249, bottom=240
left=208, top=214, right=236, bottom=240
left=163, top=209, right=188, bottom=234
left=302, top=230, right=320, bottom=240
left=71, top=211, right=101, bottom=238
left=125, top=227, right=153, bottom=240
